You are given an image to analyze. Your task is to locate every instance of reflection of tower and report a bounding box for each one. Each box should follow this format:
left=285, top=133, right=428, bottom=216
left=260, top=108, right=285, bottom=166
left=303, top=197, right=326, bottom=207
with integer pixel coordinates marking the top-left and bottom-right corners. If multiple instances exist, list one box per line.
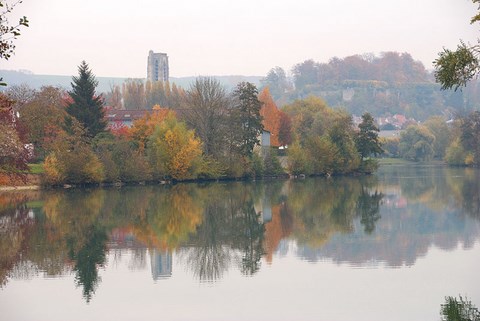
left=255, top=199, right=272, bottom=223
left=147, top=50, right=169, bottom=82
left=150, top=249, right=172, bottom=280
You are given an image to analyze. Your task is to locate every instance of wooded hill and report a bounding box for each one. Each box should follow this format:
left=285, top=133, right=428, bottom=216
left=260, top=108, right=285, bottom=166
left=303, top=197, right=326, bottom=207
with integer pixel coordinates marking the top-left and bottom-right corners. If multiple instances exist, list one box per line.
left=261, top=52, right=480, bottom=121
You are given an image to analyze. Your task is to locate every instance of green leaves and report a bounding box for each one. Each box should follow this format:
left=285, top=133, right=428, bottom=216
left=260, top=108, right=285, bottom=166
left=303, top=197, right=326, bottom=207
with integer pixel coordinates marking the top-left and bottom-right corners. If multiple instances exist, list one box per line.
left=355, top=112, right=383, bottom=159
left=434, top=42, right=480, bottom=91
left=231, top=82, right=263, bottom=157
left=441, top=296, right=480, bottom=321
left=434, top=1, right=480, bottom=90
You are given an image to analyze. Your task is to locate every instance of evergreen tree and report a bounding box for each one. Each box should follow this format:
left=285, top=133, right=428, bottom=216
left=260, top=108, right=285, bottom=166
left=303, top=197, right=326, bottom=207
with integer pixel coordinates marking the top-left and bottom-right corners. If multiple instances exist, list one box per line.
left=355, top=112, right=383, bottom=159
left=231, top=82, right=263, bottom=157
left=66, top=61, right=106, bottom=138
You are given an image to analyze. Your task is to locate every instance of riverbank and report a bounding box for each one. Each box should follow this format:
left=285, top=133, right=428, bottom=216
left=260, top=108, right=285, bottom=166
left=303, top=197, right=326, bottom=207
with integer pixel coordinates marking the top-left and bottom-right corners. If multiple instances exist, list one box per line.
left=0, top=158, right=450, bottom=191
left=377, top=158, right=446, bottom=166
left=0, top=173, right=41, bottom=191
left=0, top=185, right=40, bottom=191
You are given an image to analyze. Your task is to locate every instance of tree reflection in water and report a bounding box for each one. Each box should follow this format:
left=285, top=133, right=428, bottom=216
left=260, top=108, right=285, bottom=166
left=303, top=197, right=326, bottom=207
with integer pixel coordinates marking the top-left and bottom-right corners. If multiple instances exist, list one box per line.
left=357, top=188, right=383, bottom=235
left=182, top=201, right=234, bottom=282
left=2, top=166, right=480, bottom=302
left=180, top=183, right=265, bottom=281
left=235, top=202, right=265, bottom=276
left=68, top=226, right=107, bottom=303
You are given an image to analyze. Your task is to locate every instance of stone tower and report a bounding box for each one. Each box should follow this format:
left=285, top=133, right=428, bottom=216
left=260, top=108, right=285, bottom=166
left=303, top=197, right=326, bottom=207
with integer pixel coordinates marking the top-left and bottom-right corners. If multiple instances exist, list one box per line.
left=147, top=50, right=169, bottom=82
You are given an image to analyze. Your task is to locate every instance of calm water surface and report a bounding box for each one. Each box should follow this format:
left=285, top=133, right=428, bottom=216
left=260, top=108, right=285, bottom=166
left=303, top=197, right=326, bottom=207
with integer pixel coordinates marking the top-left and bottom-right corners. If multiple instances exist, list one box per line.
left=1, top=165, right=480, bottom=321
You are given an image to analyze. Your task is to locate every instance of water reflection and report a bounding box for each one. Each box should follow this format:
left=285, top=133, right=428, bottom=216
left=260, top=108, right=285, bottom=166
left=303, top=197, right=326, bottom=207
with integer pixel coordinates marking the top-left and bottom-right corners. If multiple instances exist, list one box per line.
left=1, top=165, right=480, bottom=302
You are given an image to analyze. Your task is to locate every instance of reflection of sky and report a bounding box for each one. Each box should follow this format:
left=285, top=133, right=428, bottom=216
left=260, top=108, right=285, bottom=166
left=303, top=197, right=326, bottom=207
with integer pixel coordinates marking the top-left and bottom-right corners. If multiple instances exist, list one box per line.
left=1, top=244, right=480, bottom=321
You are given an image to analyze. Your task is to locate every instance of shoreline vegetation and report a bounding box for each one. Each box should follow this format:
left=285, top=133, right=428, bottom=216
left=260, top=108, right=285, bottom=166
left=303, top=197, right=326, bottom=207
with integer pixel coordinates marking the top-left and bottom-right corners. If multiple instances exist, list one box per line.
left=1, top=63, right=384, bottom=188
left=4, top=47, right=480, bottom=187
left=3, top=59, right=480, bottom=189
left=0, top=157, right=466, bottom=191
left=0, top=158, right=438, bottom=191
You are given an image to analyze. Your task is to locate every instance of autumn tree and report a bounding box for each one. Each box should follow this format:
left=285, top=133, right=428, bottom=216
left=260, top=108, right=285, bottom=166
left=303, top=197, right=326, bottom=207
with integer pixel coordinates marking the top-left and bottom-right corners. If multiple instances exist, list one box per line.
left=5, top=83, right=35, bottom=110
left=105, top=84, right=122, bottom=109
left=145, top=80, right=168, bottom=109
left=66, top=61, right=107, bottom=138
left=148, top=113, right=203, bottom=180
left=434, top=0, right=480, bottom=90
left=258, top=87, right=280, bottom=147
left=18, top=86, right=66, bottom=159
left=277, top=110, right=292, bottom=147
left=128, top=106, right=171, bottom=152
left=122, top=79, right=146, bottom=110
left=92, top=133, right=151, bottom=183
left=328, top=115, right=360, bottom=173
left=283, top=97, right=365, bottom=175
left=282, top=96, right=334, bottom=142
left=43, top=119, right=104, bottom=185
left=0, top=0, right=29, bottom=86
left=183, top=77, right=230, bottom=158
left=169, top=82, right=186, bottom=109
left=0, top=93, right=30, bottom=182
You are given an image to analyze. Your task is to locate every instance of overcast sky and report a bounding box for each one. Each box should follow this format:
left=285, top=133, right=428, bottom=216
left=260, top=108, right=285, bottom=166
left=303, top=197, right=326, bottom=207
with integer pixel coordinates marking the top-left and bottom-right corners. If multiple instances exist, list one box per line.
left=2, top=0, right=479, bottom=78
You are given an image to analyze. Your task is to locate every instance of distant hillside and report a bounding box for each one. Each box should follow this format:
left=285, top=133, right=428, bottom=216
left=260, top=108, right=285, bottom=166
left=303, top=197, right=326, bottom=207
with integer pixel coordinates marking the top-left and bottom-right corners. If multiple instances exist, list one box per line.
left=263, top=52, right=480, bottom=120
left=0, top=70, right=262, bottom=93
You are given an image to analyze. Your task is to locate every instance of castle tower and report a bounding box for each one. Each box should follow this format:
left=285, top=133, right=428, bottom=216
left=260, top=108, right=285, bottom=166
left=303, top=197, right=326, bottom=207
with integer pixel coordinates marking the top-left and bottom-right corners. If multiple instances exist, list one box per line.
left=147, top=50, right=169, bottom=82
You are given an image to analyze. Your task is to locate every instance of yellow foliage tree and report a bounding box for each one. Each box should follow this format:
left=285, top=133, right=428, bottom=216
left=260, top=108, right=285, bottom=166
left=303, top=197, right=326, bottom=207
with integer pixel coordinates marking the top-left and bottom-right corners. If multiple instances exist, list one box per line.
left=42, top=119, right=105, bottom=185
left=148, top=114, right=203, bottom=180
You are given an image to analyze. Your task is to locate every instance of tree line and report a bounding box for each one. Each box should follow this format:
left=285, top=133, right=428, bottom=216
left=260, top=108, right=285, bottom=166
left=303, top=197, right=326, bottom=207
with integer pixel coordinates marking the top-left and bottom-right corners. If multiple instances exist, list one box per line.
left=0, top=61, right=383, bottom=185
left=382, top=112, right=480, bottom=167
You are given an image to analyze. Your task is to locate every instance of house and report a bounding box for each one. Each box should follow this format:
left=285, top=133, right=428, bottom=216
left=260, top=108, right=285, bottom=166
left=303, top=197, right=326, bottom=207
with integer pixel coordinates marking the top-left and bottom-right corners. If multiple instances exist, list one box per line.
left=104, top=109, right=149, bottom=128
left=253, top=130, right=271, bottom=158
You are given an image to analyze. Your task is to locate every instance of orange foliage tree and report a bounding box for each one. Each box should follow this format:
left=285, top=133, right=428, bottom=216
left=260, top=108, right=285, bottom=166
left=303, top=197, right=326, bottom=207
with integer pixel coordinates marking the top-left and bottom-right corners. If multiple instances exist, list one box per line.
left=128, top=105, right=172, bottom=151
left=258, top=88, right=281, bottom=147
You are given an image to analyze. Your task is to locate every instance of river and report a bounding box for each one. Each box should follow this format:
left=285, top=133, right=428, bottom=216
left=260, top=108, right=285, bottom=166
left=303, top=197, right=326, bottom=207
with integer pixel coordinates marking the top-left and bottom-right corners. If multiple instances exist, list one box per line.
left=1, top=164, right=479, bottom=320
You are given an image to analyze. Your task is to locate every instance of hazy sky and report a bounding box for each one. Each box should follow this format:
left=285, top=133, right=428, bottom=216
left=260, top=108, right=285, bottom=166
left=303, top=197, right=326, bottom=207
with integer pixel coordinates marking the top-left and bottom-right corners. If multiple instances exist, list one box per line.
left=2, top=0, right=479, bottom=78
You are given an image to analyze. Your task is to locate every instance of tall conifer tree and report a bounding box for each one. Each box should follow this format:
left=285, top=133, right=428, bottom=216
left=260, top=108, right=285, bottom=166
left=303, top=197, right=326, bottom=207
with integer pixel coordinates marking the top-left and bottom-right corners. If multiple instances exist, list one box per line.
left=355, top=112, right=383, bottom=159
left=231, top=82, right=263, bottom=157
left=66, top=61, right=106, bottom=138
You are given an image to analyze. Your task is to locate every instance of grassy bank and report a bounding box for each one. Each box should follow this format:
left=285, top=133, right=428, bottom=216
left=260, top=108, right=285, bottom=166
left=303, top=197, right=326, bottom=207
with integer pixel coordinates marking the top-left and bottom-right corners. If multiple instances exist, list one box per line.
left=378, top=158, right=446, bottom=166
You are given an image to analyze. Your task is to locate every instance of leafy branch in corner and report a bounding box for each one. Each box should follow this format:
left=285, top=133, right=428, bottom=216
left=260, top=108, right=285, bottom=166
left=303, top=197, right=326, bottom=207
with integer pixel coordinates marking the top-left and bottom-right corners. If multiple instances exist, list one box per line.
left=434, top=0, right=480, bottom=91
left=0, top=0, right=29, bottom=85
